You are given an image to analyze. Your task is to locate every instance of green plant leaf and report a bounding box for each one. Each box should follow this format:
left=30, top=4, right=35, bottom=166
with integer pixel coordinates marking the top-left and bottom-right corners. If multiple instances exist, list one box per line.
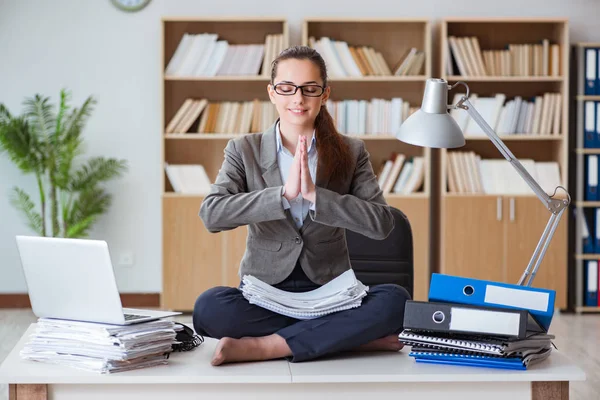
left=0, top=115, right=45, bottom=173
left=0, top=104, right=13, bottom=125
left=61, top=96, right=96, bottom=145
left=69, top=157, right=128, bottom=191
left=23, top=94, right=55, bottom=141
left=53, top=89, right=71, bottom=145
left=65, top=187, right=112, bottom=237
left=9, top=187, right=44, bottom=236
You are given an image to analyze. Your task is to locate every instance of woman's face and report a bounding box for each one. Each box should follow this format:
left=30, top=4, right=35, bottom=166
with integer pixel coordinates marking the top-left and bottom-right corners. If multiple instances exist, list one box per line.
left=268, top=58, right=330, bottom=130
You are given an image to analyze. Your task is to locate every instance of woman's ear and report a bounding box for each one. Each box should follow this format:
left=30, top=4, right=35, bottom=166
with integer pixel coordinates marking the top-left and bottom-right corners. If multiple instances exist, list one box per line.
left=321, top=86, right=331, bottom=104
left=267, top=84, right=276, bottom=104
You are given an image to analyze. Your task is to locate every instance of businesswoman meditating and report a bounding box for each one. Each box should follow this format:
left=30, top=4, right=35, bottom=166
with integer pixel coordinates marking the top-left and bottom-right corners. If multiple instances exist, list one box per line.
left=194, top=45, right=410, bottom=366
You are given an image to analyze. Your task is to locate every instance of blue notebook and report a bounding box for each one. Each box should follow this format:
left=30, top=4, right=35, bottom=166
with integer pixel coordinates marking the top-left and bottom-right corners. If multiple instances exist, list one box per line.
left=410, top=351, right=527, bottom=370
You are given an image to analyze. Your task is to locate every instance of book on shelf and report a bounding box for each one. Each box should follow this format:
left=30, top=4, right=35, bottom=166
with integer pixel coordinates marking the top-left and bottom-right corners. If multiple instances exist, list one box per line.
left=165, top=163, right=212, bottom=195
left=584, top=257, right=600, bottom=306
left=450, top=91, right=562, bottom=136
left=308, top=36, right=423, bottom=77
left=447, top=36, right=561, bottom=77
left=164, top=32, right=285, bottom=77
left=165, top=98, right=277, bottom=134
left=326, top=98, right=418, bottom=135
left=447, top=150, right=561, bottom=195
left=376, top=154, right=424, bottom=195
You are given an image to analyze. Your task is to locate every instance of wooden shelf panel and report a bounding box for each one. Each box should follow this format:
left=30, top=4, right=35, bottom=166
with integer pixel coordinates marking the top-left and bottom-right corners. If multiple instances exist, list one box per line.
left=575, top=148, right=600, bottom=154
left=465, top=135, right=564, bottom=141
left=165, top=133, right=409, bottom=141
left=443, top=193, right=540, bottom=198
left=162, top=192, right=429, bottom=200
left=165, top=75, right=270, bottom=82
left=576, top=306, right=600, bottom=313
left=576, top=95, right=600, bottom=101
left=443, top=80, right=564, bottom=98
left=444, top=140, right=563, bottom=162
left=575, top=254, right=600, bottom=260
left=445, top=76, right=564, bottom=82
left=575, top=202, right=600, bottom=207
left=164, top=76, right=429, bottom=83
left=575, top=42, right=600, bottom=48
left=329, top=76, right=427, bottom=82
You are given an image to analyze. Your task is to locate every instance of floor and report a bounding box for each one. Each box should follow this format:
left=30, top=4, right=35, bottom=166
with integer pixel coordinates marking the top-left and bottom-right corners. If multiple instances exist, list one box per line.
left=0, top=309, right=598, bottom=400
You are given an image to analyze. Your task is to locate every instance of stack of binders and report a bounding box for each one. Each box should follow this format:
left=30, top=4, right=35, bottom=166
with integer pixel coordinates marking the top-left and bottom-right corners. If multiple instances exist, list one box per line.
left=398, top=274, right=556, bottom=370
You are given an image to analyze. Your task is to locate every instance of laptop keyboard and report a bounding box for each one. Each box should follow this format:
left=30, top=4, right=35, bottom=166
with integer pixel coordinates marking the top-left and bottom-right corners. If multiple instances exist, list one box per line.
left=124, top=313, right=150, bottom=321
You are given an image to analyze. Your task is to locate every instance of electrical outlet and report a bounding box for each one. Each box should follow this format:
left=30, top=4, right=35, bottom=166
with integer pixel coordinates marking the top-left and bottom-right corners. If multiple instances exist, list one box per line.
left=118, top=251, right=135, bottom=267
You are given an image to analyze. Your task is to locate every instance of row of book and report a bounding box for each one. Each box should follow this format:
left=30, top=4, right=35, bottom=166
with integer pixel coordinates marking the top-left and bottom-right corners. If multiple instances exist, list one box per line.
left=450, top=92, right=562, bottom=136
left=447, top=151, right=561, bottom=195
left=376, top=154, right=425, bottom=195
left=308, top=36, right=424, bottom=77
left=165, top=163, right=211, bottom=195
left=447, top=36, right=561, bottom=77
left=325, top=98, right=417, bottom=135
left=20, top=318, right=177, bottom=374
left=398, top=274, right=554, bottom=370
left=165, top=32, right=285, bottom=77
left=166, top=96, right=419, bottom=136
left=166, top=98, right=277, bottom=135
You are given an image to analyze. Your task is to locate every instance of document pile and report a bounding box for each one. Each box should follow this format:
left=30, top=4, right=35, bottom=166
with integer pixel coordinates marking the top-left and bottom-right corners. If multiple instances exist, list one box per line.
left=241, top=269, right=368, bottom=319
left=20, top=318, right=177, bottom=374
left=398, top=274, right=557, bottom=370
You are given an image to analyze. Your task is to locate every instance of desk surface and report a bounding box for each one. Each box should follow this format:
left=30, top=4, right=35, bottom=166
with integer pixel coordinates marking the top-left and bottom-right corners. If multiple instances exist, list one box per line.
left=0, top=324, right=586, bottom=385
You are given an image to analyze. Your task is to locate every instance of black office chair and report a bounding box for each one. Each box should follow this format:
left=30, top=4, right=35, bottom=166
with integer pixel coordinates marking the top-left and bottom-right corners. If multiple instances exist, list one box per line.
left=346, top=206, right=414, bottom=298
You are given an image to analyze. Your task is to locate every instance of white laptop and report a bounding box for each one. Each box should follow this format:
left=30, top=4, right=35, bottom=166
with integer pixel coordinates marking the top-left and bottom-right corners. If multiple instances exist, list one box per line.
left=15, top=235, right=181, bottom=325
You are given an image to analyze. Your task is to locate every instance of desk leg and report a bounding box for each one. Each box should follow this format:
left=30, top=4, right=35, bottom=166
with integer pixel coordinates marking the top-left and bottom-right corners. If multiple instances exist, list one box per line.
left=8, top=384, right=48, bottom=400
left=531, top=381, right=569, bottom=400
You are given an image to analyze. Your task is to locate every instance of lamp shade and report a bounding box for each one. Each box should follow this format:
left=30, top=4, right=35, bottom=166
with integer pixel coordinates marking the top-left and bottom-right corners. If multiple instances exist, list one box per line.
left=395, top=78, right=465, bottom=149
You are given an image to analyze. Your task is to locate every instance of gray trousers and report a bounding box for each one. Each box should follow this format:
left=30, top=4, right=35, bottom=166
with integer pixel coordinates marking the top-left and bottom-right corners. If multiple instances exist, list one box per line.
left=192, top=262, right=410, bottom=362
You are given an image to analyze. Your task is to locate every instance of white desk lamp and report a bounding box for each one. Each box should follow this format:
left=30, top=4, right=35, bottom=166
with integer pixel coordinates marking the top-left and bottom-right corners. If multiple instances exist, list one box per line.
left=396, top=78, right=570, bottom=287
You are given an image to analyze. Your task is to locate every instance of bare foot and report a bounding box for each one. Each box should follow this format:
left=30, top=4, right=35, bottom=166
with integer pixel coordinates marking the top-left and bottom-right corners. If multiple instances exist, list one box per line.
left=354, top=335, right=404, bottom=352
left=211, top=334, right=292, bottom=366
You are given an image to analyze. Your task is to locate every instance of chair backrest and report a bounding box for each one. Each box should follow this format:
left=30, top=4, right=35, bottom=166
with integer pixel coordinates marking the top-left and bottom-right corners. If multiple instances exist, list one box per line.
left=345, top=206, right=414, bottom=298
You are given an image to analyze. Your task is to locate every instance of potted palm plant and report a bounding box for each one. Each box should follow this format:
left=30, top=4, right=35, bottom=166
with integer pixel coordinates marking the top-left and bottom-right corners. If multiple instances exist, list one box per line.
left=0, top=89, right=128, bottom=238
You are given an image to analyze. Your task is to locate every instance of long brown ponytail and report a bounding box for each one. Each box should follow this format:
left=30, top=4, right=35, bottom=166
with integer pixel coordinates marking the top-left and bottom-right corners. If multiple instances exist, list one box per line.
left=271, top=45, right=353, bottom=185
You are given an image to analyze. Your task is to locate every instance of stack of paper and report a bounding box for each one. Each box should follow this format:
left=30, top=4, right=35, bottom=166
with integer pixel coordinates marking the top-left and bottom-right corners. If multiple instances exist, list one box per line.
left=241, top=269, right=369, bottom=319
left=20, top=318, right=177, bottom=374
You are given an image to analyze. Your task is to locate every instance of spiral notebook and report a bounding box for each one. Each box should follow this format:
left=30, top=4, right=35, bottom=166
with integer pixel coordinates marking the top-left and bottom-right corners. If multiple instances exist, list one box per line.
left=398, top=331, right=555, bottom=356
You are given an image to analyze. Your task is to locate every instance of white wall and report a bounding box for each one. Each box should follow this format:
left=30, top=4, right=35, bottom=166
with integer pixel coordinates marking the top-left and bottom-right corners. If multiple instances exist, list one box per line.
left=0, top=0, right=598, bottom=293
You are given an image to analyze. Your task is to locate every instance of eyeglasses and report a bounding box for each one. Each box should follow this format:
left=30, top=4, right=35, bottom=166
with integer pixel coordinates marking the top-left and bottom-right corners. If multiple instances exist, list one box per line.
left=273, top=83, right=325, bottom=97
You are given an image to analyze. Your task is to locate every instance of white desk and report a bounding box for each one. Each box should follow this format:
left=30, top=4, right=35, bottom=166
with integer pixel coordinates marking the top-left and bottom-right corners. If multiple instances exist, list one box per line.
left=0, top=324, right=586, bottom=400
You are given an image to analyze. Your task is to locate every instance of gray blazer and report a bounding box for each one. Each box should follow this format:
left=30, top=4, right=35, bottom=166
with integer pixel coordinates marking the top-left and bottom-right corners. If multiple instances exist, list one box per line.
left=199, top=121, right=394, bottom=285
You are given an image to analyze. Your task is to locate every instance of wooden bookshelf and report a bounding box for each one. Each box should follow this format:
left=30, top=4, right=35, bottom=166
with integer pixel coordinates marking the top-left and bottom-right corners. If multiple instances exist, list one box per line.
left=439, top=18, right=569, bottom=309
left=303, top=18, right=432, bottom=301
left=572, top=43, right=600, bottom=313
left=161, top=17, right=289, bottom=311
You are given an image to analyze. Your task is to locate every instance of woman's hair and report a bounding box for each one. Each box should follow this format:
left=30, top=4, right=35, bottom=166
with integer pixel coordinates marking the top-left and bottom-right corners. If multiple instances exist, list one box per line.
left=270, top=45, right=353, bottom=185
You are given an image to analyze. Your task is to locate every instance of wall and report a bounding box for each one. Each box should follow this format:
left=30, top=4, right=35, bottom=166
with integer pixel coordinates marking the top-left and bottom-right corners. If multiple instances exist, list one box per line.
left=1, top=0, right=598, bottom=293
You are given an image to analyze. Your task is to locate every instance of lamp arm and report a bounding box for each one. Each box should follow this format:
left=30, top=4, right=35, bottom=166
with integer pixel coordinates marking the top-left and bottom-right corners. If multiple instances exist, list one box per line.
left=456, top=96, right=570, bottom=287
